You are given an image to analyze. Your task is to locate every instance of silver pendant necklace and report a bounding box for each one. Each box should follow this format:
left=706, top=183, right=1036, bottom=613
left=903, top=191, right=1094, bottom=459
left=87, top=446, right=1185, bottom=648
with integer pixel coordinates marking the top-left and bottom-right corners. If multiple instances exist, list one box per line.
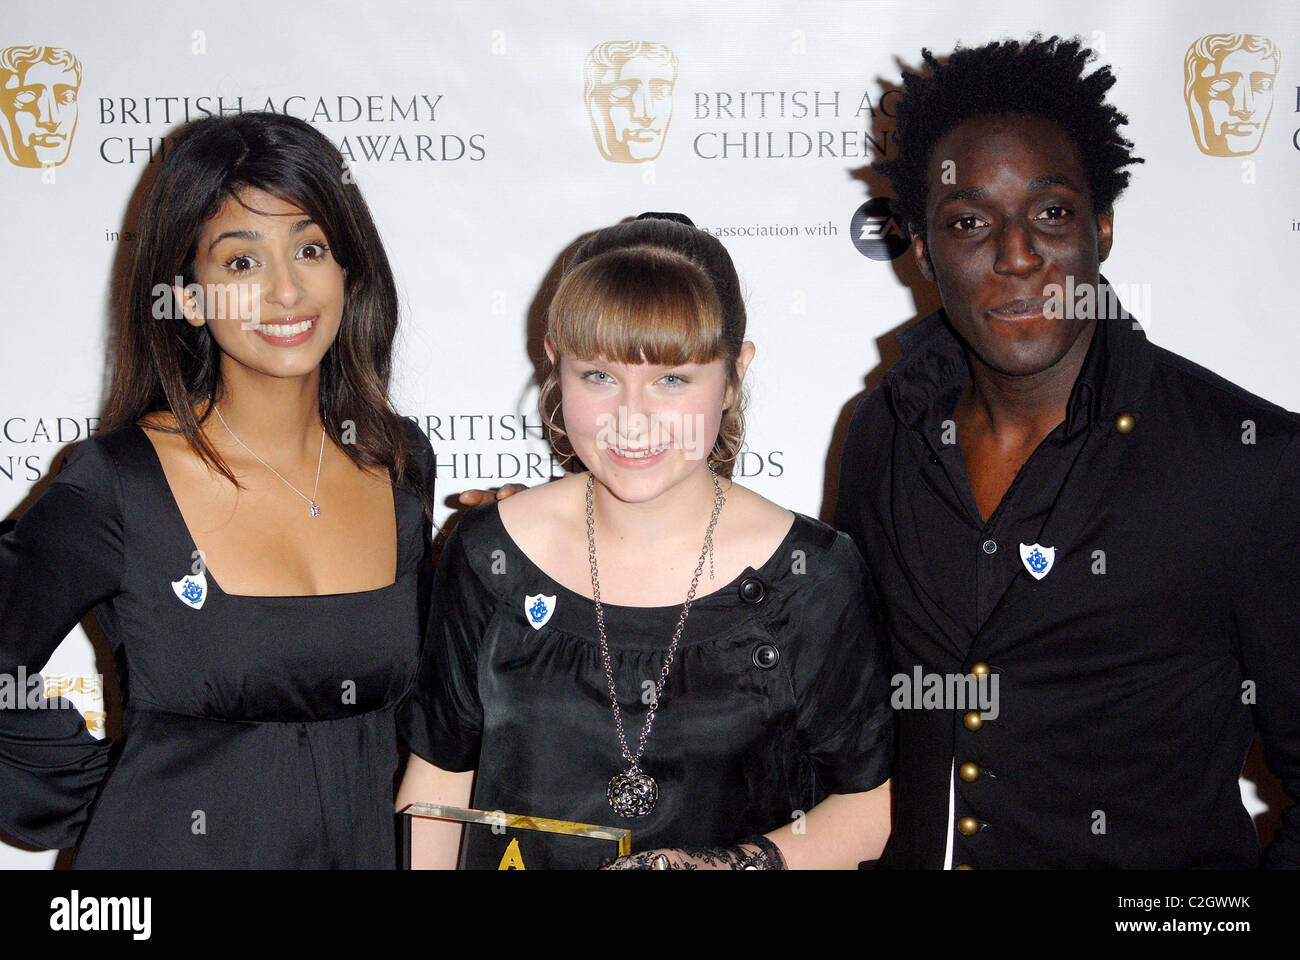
left=586, top=468, right=726, bottom=819
left=213, top=406, right=326, bottom=518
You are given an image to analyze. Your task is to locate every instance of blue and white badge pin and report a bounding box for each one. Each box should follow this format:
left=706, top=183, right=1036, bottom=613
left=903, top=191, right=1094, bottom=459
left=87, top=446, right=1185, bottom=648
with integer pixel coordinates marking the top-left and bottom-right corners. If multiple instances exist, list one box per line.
left=524, top=593, right=556, bottom=631
left=1019, top=543, right=1056, bottom=581
left=171, top=570, right=208, bottom=609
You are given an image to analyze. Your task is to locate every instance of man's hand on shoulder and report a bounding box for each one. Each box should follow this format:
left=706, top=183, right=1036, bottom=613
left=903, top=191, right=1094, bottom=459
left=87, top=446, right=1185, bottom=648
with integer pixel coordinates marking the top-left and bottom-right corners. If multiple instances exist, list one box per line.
left=457, top=484, right=527, bottom=507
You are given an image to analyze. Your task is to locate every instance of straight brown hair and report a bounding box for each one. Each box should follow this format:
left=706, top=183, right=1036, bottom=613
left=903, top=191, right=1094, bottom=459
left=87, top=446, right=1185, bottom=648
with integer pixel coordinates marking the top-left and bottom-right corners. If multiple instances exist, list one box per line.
left=102, top=112, right=432, bottom=517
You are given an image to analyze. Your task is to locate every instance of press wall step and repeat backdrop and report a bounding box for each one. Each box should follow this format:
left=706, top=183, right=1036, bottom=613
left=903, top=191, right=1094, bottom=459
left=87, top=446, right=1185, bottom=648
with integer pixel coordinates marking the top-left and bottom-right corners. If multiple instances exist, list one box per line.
left=2, top=0, right=1296, bottom=867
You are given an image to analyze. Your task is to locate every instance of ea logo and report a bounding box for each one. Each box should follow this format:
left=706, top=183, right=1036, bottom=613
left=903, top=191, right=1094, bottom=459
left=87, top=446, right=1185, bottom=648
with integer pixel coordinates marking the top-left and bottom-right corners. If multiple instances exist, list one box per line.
left=849, top=198, right=908, bottom=261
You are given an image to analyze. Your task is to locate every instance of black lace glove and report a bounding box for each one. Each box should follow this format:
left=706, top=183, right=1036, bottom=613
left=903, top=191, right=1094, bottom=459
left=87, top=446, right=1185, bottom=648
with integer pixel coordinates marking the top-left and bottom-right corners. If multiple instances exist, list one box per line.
left=601, top=835, right=787, bottom=870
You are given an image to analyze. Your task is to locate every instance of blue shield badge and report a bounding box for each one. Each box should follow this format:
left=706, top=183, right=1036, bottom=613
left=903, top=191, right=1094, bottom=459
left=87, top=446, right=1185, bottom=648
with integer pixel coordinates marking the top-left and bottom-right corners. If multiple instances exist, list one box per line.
left=1019, top=543, right=1056, bottom=581
left=524, top=593, right=556, bottom=631
left=171, top=571, right=208, bottom=609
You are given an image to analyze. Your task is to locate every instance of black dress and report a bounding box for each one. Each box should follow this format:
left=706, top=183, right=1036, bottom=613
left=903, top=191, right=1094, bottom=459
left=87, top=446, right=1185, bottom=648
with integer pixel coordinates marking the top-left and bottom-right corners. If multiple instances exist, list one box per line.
left=402, top=500, right=893, bottom=868
left=0, top=421, right=433, bottom=868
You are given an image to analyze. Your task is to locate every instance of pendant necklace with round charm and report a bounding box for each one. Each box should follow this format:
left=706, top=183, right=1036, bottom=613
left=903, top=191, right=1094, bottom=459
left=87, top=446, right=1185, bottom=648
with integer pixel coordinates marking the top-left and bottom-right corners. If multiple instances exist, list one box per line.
left=586, top=468, right=726, bottom=819
left=214, top=405, right=326, bottom=518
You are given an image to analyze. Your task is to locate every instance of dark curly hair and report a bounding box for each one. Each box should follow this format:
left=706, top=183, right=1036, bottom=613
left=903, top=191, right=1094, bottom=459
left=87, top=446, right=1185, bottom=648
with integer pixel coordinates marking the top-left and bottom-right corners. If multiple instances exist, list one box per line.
left=874, top=36, right=1144, bottom=236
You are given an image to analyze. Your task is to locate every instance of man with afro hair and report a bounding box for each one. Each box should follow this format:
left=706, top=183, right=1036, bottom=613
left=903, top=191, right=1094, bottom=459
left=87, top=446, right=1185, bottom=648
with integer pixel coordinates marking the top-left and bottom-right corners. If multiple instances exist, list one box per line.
left=835, top=36, right=1300, bottom=869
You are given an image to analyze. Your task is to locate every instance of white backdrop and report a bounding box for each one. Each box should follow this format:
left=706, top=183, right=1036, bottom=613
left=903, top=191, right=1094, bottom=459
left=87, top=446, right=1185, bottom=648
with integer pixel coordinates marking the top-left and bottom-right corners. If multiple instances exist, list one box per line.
left=2, top=0, right=1296, bottom=868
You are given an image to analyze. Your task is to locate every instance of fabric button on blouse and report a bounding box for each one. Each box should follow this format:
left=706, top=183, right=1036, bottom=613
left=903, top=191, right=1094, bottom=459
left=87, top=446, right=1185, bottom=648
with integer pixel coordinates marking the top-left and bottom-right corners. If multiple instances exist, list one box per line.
left=751, top=643, right=780, bottom=670
left=401, top=501, right=896, bottom=868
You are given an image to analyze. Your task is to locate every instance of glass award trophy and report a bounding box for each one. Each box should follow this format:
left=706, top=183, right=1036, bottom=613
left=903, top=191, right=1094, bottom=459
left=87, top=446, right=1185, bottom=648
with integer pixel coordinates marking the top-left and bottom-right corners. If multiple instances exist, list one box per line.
left=400, top=802, right=632, bottom=870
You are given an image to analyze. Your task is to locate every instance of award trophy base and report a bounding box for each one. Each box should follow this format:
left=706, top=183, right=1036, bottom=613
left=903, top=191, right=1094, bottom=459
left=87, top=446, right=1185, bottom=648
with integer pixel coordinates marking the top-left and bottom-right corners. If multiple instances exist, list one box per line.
left=400, top=802, right=632, bottom=870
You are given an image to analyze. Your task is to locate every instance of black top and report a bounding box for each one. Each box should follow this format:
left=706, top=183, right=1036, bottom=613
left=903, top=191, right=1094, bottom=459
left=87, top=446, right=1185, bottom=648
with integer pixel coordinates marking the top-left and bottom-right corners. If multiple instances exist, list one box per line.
left=402, top=500, right=893, bottom=868
left=835, top=303, right=1300, bottom=868
left=0, top=420, right=434, bottom=868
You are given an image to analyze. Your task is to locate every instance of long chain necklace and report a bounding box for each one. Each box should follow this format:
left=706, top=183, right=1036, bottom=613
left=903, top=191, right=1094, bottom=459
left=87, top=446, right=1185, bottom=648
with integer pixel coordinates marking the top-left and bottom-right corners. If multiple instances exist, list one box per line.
left=213, top=406, right=326, bottom=518
left=587, top=468, right=726, bottom=818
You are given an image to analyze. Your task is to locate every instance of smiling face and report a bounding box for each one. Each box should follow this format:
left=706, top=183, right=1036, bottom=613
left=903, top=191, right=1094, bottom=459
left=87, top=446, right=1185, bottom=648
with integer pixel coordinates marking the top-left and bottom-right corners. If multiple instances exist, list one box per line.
left=549, top=345, right=750, bottom=504
left=179, top=187, right=346, bottom=384
left=0, top=58, right=79, bottom=167
left=914, top=113, right=1112, bottom=379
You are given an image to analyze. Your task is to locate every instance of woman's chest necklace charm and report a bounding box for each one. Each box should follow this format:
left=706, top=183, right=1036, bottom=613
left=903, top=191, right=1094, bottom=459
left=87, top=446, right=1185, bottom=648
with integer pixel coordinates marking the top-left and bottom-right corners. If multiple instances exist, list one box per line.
left=587, top=469, right=727, bottom=821
left=608, top=768, right=658, bottom=818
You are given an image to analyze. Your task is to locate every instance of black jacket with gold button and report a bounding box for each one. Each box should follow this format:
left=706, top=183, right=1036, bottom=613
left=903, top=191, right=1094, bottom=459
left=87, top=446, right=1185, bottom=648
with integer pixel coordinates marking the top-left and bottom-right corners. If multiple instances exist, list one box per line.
left=835, top=305, right=1300, bottom=868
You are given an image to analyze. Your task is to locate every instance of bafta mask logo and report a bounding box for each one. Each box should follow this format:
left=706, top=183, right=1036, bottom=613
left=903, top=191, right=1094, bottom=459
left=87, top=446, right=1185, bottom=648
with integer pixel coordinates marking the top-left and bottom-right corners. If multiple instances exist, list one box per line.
left=584, top=41, right=678, bottom=163
left=1184, top=34, right=1280, bottom=157
left=0, top=45, right=81, bottom=168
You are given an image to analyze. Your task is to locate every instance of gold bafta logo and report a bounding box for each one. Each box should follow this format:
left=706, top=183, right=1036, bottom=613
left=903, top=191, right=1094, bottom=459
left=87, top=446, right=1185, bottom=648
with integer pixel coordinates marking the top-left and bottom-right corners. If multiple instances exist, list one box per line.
left=584, top=41, right=677, bottom=163
left=43, top=675, right=105, bottom=737
left=84, top=711, right=106, bottom=736
left=1184, top=34, right=1280, bottom=156
left=0, top=44, right=82, bottom=168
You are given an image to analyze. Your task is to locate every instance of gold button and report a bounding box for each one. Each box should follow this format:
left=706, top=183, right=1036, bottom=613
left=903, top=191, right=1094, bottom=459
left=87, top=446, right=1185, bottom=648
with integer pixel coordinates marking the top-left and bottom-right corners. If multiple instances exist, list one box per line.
left=955, top=864, right=975, bottom=871
left=1115, top=413, right=1136, bottom=434
left=959, top=762, right=980, bottom=782
left=958, top=817, right=980, bottom=836
left=971, top=662, right=990, bottom=677
left=963, top=711, right=983, bottom=731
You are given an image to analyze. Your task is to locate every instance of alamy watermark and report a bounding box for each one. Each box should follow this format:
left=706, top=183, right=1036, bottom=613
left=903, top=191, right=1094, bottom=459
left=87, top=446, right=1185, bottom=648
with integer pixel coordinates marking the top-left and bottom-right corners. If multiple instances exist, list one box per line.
left=595, top=407, right=711, bottom=460
left=890, top=666, right=999, bottom=719
left=1042, top=277, right=1152, bottom=329
left=0, top=668, right=103, bottom=711
left=150, top=276, right=263, bottom=327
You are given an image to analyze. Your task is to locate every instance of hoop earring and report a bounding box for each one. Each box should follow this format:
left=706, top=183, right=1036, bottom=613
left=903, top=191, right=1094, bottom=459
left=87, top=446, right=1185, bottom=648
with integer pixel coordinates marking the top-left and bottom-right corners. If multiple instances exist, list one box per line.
left=540, top=379, right=576, bottom=466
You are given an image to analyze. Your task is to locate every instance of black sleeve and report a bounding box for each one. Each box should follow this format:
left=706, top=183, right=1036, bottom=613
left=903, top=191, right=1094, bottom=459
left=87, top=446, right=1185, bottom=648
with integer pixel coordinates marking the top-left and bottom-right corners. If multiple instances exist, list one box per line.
left=787, top=530, right=894, bottom=795
left=399, top=511, right=493, bottom=772
left=402, top=419, right=437, bottom=632
left=832, top=397, right=866, bottom=536
left=0, top=439, right=122, bottom=849
left=1238, top=431, right=1300, bottom=868
left=403, top=415, right=436, bottom=495
left=833, top=395, right=886, bottom=613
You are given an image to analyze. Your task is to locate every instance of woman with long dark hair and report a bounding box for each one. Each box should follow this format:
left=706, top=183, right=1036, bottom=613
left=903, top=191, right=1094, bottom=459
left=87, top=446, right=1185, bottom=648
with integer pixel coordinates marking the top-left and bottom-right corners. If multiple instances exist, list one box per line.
left=398, top=214, right=892, bottom=869
left=0, top=111, right=433, bottom=868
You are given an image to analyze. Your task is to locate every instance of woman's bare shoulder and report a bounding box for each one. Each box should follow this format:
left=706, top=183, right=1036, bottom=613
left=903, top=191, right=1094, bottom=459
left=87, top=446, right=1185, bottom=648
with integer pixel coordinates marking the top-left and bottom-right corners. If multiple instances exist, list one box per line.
left=722, top=480, right=796, bottom=528
left=136, top=410, right=231, bottom=489
left=138, top=410, right=178, bottom=435
left=137, top=411, right=195, bottom=462
left=138, top=410, right=204, bottom=457
left=717, top=480, right=797, bottom=560
left=497, top=472, right=586, bottom=543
